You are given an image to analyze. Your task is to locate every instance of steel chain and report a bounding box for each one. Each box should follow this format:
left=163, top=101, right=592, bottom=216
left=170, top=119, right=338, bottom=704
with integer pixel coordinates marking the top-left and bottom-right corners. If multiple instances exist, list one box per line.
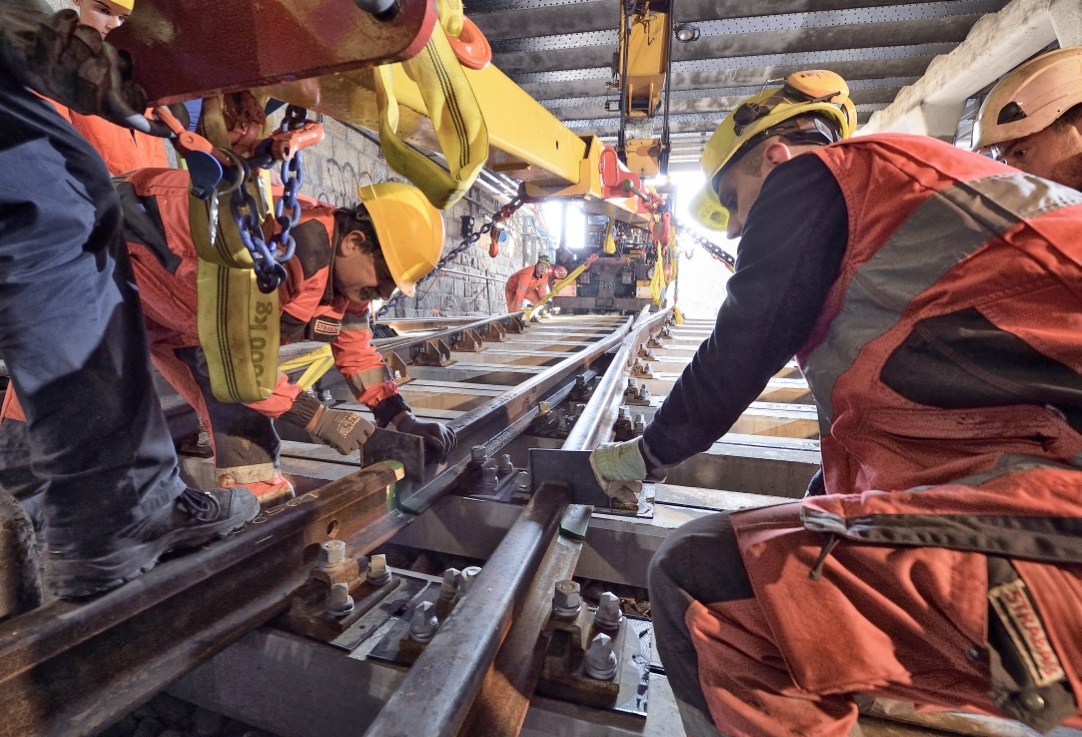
left=229, top=106, right=308, bottom=294
left=375, top=192, right=528, bottom=319
left=672, top=219, right=736, bottom=272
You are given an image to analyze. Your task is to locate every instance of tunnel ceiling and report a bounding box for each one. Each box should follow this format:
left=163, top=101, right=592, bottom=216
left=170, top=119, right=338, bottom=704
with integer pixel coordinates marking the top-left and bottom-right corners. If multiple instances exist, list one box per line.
left=469, top=0, right=1012, bottom=167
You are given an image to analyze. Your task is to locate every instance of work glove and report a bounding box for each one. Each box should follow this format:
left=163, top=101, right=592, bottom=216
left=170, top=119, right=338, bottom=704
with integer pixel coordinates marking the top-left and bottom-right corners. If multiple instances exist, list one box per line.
left=308, top=406, right=376, bottom=455
left=0, top=7, right=157, bottom=132
left=393, top=412, right=457, bottom=463
left=589, top=438, right=647, bottom=505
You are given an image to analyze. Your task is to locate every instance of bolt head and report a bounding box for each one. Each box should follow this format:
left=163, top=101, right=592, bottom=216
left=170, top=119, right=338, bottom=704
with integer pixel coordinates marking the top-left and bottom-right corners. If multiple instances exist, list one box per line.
left=595, top=591, right=624, bottom=630
left=325, top=582, right=355, bottom=617
left=319, top=539, right=346, bottom=567
left=584, top=632, right=618, bottom=680
left=498, top=453, right=514, bottom=472
left=552, top=580, right=582, bottom=616
left=367, top=553, right=390, bottom=584
left=471, top=445, right=487, bottom=463
left=410, top=601, right=439, bottom=642
left=459, top=566, right=481, bottom=595
left=618, top=406, right=629, bottom=419
left=538, top=401, right=551, bottom=415
left=627, top=378, right=638, bottom=388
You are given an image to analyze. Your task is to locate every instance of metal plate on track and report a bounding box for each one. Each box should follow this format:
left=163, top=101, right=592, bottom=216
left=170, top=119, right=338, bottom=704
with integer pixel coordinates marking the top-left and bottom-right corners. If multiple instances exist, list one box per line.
left=330, top=574, right=430, bottom=652
left=530, top=448, right=654, bottom=518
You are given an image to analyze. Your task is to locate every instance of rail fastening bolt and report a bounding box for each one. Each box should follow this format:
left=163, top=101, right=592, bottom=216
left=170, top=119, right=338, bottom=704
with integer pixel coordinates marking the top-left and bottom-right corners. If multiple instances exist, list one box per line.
left=481, top=464, right=499, bottom=490
left=498, top=453, right=514, bottom=474
left=594, top=591, right=625, bottom=631
left=439, top=568, right=460, bottom=602
left=319, top=539, right=347, bottom=568
left=634, top=413, right=646, bottom=434
left=514, top=470, right=531, bottom=492
left=584, top=632, right=618, bottom=681
left=325, top=582, right=355, bottom=617
left=320, top=389, right=333, bottom=402
left=638, top=384, right=651, bottom=400
left=459, top=566, right=481, bottom=595
left=471, top=445, right=487, bottom=463
left=538, top=401, right=551, bottom=415
left=627, top=378, right=638, bottom=391
left=409, top=601, right=439, bottom=643
left=617, top=406, right=629, bottom=419
left=367, top=553, right=391, bottom=586
left=552, top=580, right=582, bottom=618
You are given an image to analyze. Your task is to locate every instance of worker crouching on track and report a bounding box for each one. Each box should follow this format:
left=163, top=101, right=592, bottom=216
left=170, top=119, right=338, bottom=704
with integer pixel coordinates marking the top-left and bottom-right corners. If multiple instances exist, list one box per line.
left=1, top=175, right=457, bottom=508
left=505, top=253, right=552, bottom=312
left=590, top=70, right=1082, bottom=736
left=974, top=46, right=1082, bottom=190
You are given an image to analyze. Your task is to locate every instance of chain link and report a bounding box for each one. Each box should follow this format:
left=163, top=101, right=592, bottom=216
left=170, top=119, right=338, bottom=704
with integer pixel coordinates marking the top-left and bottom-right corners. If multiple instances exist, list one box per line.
left=375, top=192, right=529, bottom=319
left=229, top=106, right=308, bottom=294
left=673, top=219, right=736, bottom=272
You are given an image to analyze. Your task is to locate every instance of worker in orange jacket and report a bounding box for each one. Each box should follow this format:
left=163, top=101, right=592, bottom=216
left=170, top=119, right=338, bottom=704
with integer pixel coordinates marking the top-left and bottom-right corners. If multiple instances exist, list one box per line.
left=0, top=173, right=456, bottom=506
left=591, top=72, right=1082, bottom=736
left=44, top=0, right=169, bottom=175
left=504, top=254, right=551, bottom=312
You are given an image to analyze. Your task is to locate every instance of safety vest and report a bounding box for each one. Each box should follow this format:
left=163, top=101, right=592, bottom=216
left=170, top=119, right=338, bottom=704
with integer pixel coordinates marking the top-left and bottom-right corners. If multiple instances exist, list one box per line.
left=723, top=134, right=1082, bottom=701
left=795, top=133, right=1082, bottom=495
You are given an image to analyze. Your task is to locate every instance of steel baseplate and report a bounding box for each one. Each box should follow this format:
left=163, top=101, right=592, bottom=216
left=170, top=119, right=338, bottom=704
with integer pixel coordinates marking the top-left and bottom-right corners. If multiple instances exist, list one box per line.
left=529, top=448, right=654, bottom=518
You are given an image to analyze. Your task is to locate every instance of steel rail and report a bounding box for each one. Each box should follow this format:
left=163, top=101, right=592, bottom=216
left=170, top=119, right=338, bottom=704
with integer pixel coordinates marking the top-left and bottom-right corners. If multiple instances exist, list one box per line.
left=0, top=463, right=403, bottom=737
left=0, top=314, right=632, bottom=736
left=362, top=308, right=673, bottom=737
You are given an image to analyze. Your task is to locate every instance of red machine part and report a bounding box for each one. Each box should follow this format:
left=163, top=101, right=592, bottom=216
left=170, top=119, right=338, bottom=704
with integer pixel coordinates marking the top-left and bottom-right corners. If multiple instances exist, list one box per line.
left=109, top=0, right=438, bottom=105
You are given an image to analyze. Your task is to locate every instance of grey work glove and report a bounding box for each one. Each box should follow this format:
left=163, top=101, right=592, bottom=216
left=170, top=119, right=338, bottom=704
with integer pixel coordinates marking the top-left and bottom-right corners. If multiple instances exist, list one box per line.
left=589, top=438, right=646, bottom=505
left=308, top=406, right=376, bottom=454
left=393, top=412, right=457, bottom=463
left=0, top=7, right=159, bottom=133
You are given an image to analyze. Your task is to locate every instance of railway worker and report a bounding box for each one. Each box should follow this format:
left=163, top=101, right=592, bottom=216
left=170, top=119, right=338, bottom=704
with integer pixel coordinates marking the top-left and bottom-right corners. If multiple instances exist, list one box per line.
left=504, top=253, right=552, bottom=312
left=46, top=0, right=171, bottom=176
left=0, top=5, right=260, bottom=599
left=973, top=46, right=1082, bottom=191
left=1, top=173, right=458, bottom=507
left=589, top=70, right=1082, bottom=737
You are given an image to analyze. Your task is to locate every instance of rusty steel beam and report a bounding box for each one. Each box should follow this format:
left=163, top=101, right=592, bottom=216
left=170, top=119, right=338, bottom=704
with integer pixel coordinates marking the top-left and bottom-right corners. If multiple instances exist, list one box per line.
left=364, top=481, right=571, bottom=737
left=0, top=463, right=404, bottom=737
left=109, top=0, right=437, bottom=104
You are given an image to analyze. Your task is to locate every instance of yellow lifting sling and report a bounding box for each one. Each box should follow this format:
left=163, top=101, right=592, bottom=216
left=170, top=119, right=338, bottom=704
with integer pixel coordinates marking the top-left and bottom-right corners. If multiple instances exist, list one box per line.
left=191, top=96, right=281, bottom=404
left=374, top=0, right=489, bottom=209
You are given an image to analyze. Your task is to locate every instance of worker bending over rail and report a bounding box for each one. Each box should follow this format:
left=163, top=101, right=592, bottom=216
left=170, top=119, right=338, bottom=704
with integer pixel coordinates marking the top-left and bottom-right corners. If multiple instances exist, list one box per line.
left=975, top=46, right=1082, bottom=191
left=590, top=70, right=1082, bottom=736
left=505, top=253, right=559, bottom=312
left=1, top=175, right=457, bottom=507
left=0, top=6, right=260, bottom=599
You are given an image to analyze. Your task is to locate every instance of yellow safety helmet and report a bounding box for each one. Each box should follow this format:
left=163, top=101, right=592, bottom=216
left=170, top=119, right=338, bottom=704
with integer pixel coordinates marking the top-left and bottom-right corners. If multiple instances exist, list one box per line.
left=689, top=70, right=855, bottom=231
left=112, top=0, right=135, bottom=10
left=358, top=182, right=444, bottom=297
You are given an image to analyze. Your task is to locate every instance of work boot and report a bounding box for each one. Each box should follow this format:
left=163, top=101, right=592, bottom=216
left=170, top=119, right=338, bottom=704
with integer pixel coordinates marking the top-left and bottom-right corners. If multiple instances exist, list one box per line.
left=45, top=486, right=259, bottom=599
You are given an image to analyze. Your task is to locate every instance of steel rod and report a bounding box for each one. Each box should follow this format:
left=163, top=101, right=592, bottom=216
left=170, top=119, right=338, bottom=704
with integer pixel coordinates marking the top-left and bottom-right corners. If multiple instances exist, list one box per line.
left=363, top=482, right=571, bottom=737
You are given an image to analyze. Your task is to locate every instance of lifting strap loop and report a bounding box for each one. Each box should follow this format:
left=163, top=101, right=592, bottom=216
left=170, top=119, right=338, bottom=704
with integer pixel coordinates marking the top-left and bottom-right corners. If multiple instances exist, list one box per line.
left=374, top=0, right=489, bottom=209
left=192, top=94, right=281, bottom=404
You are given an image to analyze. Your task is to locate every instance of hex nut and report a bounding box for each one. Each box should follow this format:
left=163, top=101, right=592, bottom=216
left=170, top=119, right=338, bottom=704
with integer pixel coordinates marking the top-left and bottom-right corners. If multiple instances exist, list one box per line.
left=367, top=553, right=391, bottom=585
left=471, top=445, right=487, bottom=463
left=409, top=601, right=439, bottom=643
left=325, top=582, right=354, bottom=617
left=594, top=591, right=624, bottom=631
left=552, top=580, right=582, bottom=618
left=584, top=632, right=618, bottom=680
left=319, top=539, right=346, bottom=568
left=458, top=566, right=481, bottom=595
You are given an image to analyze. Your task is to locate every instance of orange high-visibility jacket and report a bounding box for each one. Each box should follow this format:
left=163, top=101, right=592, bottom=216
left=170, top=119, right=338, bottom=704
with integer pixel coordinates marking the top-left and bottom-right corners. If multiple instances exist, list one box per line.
left=728, top=134, right=1082, bottom=701
left=505, top=264, right=549, bottom=312
left=121, top=168, right=400, bottom=418
left=49, top=100, right=168, bottom=175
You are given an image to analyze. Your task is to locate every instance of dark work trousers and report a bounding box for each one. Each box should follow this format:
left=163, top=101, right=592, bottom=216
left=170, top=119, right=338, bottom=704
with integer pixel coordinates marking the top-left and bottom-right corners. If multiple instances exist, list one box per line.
left=174, top=346, right=280, bottom=471
left=0, top=78, right=184, bottom=556
left=648, top=513, right=752, bottom=737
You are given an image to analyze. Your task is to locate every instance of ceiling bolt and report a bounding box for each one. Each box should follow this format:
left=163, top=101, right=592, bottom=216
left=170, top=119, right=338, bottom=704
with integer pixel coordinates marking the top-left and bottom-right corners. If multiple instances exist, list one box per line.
left=594, top=591, right=625, bottom=631
left=367, top=553, right=391, bottom=586
left=584, top=632, right=618, bottom=680
left=409, top=601, right=439, bottom=643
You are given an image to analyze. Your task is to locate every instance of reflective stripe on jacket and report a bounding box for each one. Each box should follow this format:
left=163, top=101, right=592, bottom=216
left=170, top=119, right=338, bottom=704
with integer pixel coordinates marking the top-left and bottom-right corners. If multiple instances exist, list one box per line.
left=120, top=169, right=398, bottom=418
left=729, top=134, right=1082, bottom=701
